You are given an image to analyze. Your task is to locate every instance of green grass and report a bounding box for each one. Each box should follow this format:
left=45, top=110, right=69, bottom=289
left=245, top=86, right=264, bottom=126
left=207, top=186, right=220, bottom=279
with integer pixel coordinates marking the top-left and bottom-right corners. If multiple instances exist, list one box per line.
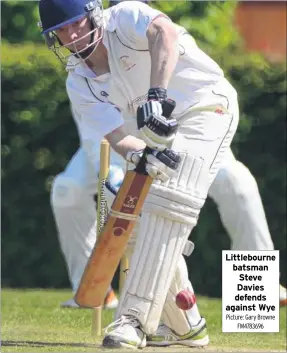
left=1, top=289, right=286, bottom=352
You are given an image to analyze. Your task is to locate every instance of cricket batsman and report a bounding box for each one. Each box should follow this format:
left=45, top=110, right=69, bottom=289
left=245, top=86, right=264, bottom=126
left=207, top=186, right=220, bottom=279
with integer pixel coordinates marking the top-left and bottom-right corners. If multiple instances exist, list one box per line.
left=38, top=0, right=285, bottom=348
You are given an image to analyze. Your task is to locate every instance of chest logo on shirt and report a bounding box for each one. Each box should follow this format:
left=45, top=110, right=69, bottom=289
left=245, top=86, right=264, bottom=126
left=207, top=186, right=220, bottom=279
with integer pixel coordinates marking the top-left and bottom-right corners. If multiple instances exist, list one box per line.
left=101, top=91, right=109, bottom=98
left=120, top=55, right=136, bottom=71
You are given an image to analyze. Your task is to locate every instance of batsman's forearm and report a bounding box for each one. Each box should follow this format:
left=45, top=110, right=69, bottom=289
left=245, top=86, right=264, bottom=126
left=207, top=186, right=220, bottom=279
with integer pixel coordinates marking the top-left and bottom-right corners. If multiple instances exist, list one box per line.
left=113, top=135, right=146, bottom=159
left=148, top=18, right=179, bottom=89
left=105, top=126, right=146, bottom=160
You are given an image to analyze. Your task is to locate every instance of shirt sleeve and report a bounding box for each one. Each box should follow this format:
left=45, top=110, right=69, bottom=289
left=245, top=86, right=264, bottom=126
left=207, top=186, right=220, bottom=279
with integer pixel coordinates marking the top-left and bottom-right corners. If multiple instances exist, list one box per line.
left=66, top=73, right=124, bottom=142
left=111, top=2, right=170, bottom=48
left=71, top=101, right=124, bottom=168
left=73, top=101, right=124, bottom=142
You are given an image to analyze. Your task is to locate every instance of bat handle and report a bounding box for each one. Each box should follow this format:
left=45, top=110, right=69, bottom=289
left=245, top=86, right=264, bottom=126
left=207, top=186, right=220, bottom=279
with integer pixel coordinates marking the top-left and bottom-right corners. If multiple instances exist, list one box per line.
left=134, top=146, right=153, bottom=174
left=135, top=99, right=176, bottom=174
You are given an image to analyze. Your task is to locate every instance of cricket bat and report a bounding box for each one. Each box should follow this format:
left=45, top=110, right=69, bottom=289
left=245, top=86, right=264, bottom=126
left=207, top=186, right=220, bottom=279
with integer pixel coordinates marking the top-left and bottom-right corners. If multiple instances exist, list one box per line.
left=74, top=100, right=176, bottom=308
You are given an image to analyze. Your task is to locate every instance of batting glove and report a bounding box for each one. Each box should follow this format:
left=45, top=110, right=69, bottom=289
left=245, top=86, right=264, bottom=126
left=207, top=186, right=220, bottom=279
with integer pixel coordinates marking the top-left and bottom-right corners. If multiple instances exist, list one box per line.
left=127, top=148, right=181, bottom=182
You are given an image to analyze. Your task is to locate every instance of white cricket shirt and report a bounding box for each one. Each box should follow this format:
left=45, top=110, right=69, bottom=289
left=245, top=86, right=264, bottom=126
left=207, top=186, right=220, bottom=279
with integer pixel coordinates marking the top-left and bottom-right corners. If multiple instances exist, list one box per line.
left=66, top=1, right=225, bottom=145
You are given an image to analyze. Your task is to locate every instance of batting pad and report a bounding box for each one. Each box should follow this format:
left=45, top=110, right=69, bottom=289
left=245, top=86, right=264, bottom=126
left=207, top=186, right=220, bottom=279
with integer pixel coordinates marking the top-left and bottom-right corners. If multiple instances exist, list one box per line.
left=161, top=255, right=200, bottom=335
left=116, top=211, right=195, bottom=334
left=116, top=154, right=210, bottom=334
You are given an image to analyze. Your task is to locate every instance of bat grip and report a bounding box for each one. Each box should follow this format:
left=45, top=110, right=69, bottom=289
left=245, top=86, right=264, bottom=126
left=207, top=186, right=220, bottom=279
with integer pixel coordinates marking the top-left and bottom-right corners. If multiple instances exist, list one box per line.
left=134, top=147, right=153, bottom=174
left=134, top=99, right=176, bottom=175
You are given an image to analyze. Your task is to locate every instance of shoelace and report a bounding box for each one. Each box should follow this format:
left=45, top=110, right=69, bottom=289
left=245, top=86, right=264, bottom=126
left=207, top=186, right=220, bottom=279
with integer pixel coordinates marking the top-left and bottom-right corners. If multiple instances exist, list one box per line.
left=104, top=315, right=139, bottom=334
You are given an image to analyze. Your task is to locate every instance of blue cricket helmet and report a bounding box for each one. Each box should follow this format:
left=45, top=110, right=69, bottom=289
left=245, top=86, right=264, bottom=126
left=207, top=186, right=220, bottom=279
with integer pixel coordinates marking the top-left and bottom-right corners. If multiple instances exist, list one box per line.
left=38, top=0, right=104, bottom=67
left=39, top=0, right=90, bottom=34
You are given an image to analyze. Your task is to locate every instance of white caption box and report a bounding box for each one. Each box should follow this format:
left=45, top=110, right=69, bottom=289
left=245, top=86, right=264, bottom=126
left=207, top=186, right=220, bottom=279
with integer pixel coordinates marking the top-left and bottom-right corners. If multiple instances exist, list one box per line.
left=222, top=250, right=279, bottom=332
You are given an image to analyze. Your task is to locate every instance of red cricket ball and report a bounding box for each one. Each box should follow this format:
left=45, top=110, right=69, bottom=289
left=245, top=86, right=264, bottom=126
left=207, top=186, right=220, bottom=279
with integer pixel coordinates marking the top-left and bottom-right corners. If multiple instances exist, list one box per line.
left=175, top=289, right=196, bottom=310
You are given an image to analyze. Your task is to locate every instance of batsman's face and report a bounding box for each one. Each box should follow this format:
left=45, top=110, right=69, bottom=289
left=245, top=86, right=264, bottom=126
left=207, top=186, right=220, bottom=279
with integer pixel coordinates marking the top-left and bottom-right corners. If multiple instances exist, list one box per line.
left=55, top=16, right=95, bottom=52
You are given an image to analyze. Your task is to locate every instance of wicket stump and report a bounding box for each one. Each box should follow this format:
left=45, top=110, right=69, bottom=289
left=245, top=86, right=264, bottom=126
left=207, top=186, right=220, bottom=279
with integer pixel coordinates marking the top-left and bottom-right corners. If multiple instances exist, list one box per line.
left=91, top=139, right=129, bottom=337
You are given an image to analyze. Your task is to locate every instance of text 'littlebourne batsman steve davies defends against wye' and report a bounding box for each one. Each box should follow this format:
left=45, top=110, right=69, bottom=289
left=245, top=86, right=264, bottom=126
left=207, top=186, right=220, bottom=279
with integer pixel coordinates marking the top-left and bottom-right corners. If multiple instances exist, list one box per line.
left=222, top=251, right=279, bottom=332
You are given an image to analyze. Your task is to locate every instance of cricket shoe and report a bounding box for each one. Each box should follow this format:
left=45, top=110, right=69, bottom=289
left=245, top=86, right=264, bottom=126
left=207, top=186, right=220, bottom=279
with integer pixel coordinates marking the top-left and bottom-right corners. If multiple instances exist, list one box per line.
left=60, top=289, right=118, bottom=309
left=280, top=285, right=287, bottom=306
left=102, top=315, right=146, bottom=349
left=147, top=318, right=209, bottom=347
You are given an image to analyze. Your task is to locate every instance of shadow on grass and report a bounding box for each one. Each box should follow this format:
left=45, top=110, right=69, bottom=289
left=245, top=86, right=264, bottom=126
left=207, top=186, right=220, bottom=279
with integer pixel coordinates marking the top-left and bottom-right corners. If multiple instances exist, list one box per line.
left=1, top=340, right=98, bottom=348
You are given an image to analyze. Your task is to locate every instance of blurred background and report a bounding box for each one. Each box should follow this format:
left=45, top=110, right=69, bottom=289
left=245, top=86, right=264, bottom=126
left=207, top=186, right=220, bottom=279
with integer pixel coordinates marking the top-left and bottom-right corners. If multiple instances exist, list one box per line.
left=1, top=0, right=286, bottom=297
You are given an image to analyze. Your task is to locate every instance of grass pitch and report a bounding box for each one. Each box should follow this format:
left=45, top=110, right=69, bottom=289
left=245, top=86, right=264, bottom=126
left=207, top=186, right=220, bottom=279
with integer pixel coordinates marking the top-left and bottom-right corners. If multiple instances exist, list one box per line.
left=1, top=289, right=286, bottom=352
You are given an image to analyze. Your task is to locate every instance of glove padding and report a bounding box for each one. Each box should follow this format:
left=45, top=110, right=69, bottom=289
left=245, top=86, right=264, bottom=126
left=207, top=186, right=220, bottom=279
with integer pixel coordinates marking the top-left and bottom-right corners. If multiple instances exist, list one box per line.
left=127, top=148, right=181, bottom=182
left=137, top=100, right=178, bottom=151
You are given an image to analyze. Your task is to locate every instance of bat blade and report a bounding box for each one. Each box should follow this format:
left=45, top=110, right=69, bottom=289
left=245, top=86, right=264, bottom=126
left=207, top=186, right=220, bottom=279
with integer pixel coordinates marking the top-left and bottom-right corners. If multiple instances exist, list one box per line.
left=74, top=170, right=153, bottom=308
